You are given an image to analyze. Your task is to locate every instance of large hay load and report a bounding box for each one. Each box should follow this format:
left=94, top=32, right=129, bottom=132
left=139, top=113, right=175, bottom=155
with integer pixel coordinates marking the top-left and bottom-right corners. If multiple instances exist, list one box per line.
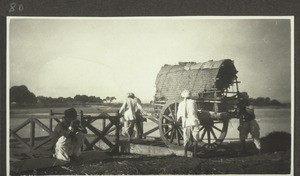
left=154, top=59, right=238, bottom=101
left=153, top=59, right=241, bottom=149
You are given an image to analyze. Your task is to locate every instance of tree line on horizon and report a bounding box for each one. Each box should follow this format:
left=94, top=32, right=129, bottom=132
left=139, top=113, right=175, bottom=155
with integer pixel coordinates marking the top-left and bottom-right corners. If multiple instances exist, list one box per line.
left=10, top=85, right=116, bottom=105
left=10, top=85, right=288, bottom=107
left=248, top=97, right=285, bottom=106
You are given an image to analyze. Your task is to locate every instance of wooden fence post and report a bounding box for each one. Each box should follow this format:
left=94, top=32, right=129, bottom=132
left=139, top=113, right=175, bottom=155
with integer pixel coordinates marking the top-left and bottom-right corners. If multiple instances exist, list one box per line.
left=49, top=109, right=53, bottom=131
left=49, top=119, right=53, bottom=131
left=114, top=111, right=120, bottom=154
left=80, top=110, right=84, bottom=151
left=102, top=119, right=106, bottom=131
left=30, top=117, right=35, bottom=150
left=80, top=110, right=83, bottom=121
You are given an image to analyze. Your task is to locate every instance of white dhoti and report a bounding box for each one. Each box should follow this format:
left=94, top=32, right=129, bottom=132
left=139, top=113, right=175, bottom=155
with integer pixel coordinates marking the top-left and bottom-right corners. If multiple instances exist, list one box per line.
left=183, top=126, right=200, bottom=146
left=54, top=136, right=73, bottom=161
left=239, top=119, right=261, bottom=150
left=54, top=132, right=85, bottom=161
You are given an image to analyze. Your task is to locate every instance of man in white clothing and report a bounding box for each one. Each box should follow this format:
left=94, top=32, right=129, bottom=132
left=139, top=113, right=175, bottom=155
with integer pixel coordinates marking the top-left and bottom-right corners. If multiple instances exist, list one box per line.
left=119, top=93, right=146, bottom=141
left=177, top=90, right=200, bottom=157
left=238, top=92, right=261, bottom=154
left=50, top=108, right=87, bottom=162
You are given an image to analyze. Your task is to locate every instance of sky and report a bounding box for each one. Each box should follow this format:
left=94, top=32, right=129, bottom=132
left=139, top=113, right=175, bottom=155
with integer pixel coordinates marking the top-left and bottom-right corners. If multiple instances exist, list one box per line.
left=8, top=17, right=292, bottom=103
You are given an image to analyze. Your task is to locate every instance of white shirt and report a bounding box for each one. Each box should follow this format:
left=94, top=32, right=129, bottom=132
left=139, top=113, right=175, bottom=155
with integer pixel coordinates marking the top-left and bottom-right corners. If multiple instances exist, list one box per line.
left=119, top=97, right=144, bottom=121
left=177, top=99, right=200, bottom=128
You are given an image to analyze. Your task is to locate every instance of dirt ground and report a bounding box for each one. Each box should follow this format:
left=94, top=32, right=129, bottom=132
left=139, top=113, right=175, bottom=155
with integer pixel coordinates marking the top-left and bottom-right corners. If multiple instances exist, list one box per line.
left=10, top=131, right=292, bottom=175
left=15, top=150, right=290, bottom=175
left=12, top=132, right=292, bottom=175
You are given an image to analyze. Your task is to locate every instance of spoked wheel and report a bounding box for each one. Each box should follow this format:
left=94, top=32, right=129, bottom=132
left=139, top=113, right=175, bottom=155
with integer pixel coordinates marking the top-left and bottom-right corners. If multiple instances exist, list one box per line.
left=158, top=101, right=229, bottom=150
left=197, top=111, right=229, bottom=150
left=158, top=101, right=183, bottom=147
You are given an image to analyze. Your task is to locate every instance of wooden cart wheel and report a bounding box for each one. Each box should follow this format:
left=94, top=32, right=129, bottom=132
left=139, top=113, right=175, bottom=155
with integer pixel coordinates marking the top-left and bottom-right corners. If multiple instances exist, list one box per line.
left=159, top=101, right=229, bottom=150
left=158, top=100, right=183, bottom=147
left=197, top=111, right=229, bottom=150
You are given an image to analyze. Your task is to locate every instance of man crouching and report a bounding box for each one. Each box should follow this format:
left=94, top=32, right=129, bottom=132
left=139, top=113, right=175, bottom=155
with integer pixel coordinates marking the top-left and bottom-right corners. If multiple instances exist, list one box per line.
left=177, top=90, right=200, bottom=157
left=50, top=108, right=87, bottom=162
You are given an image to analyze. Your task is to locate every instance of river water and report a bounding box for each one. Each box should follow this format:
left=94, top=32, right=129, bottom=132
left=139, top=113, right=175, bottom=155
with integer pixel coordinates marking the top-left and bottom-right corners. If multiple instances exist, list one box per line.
left=10, top=108, right=291, bottom=141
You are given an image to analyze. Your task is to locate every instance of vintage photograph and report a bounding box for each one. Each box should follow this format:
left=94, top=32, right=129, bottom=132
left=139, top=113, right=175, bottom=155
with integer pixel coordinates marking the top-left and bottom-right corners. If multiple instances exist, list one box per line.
left=8, top=17, right=293, bottom=175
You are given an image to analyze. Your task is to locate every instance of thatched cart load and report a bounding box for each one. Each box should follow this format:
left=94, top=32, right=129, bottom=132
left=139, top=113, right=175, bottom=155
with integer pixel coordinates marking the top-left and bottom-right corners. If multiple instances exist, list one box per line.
left=154, top=59, right=238, bottom=101
left=151, top=59, right=242, bottom=149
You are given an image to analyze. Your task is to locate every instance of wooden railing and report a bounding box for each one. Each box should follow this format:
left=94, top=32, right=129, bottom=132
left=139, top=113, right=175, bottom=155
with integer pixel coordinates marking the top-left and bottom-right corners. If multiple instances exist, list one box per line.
left=80, top=112, right=120, bottom=153
left=142, top=116, right=159, bottom=138
left=10, top=110, right=120, bottom=158
left=10, top=115, right=62, bottom=153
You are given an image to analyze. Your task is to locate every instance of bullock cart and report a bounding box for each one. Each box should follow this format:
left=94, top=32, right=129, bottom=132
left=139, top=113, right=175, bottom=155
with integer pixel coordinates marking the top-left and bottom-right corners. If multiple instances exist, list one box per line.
left=153, top=59, right=242, bottom=150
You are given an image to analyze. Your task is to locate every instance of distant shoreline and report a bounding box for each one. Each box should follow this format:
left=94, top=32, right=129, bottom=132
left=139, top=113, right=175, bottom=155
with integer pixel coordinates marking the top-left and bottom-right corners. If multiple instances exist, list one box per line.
left=9, top=103, right=290, bottom=110
left=9, top=103, right=122, bottom=109
left=253, top=105, right=291, bottom=109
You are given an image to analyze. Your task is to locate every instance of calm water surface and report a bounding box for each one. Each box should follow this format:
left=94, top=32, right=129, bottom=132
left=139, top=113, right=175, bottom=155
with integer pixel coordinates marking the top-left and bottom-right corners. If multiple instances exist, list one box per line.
left=10, top=108, right=291, bottom=140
